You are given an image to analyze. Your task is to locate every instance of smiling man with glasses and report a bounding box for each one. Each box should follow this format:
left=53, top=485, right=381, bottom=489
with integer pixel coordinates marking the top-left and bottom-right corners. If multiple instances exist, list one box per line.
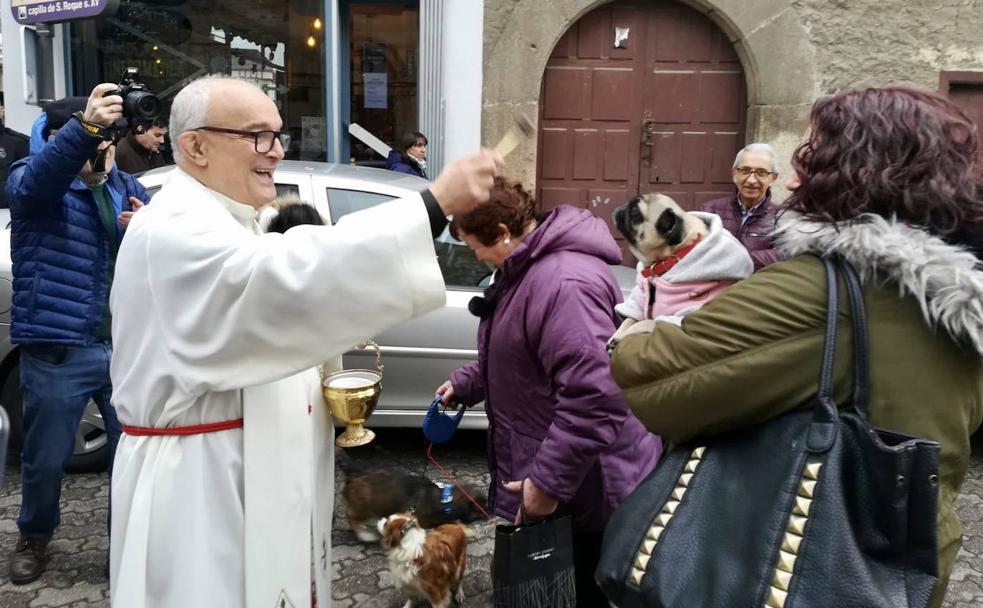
left=702, top=142, right=785, bottom=270
left=106, top=75, right=501, bottom=608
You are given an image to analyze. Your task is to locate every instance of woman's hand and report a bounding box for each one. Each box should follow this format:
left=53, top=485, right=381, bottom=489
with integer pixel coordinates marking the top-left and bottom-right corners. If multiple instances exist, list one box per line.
left=502, top=477, right=559, bottom=524
left=435, top=381, right=455, bottom=406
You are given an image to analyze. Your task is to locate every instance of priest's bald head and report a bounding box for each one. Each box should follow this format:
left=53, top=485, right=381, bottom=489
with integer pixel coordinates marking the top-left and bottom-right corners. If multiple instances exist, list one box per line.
left=171, top=76, right=288, bottom=208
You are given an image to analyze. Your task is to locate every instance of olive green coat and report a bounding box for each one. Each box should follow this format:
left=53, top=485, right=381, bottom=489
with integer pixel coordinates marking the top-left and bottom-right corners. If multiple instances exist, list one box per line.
left=612, top=214, right=983, bottom=605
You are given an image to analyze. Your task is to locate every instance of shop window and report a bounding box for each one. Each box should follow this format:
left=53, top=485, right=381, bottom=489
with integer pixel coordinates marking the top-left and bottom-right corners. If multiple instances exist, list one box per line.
left=348, top=3, right=419, bottom=164
left=68, top=0, right=326, bottom=161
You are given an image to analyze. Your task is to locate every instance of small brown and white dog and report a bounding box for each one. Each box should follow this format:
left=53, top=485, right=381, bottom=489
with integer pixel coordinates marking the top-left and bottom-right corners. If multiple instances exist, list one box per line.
left=609, top=193, right=752, bottom=348
left=378, top=512, right=468, bottom=608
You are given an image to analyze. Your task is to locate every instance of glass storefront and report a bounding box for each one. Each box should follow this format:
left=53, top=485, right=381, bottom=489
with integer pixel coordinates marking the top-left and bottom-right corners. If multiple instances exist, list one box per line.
left=67, top=0, right=327, bottom=161
left=346, top=2, right=418, bottom=164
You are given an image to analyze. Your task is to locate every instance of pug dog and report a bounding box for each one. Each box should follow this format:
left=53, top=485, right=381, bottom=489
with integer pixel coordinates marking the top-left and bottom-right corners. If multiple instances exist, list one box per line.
left=608, top=193, right=753, bottom=349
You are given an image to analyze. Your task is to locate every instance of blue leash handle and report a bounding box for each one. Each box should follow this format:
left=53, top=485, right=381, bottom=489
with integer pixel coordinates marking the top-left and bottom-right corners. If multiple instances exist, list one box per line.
left=422, top=396, right=466, bottom=444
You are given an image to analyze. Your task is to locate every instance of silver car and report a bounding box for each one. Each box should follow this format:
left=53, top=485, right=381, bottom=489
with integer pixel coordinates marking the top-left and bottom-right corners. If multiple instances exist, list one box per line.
left=1, top=161, right=634, bottom=470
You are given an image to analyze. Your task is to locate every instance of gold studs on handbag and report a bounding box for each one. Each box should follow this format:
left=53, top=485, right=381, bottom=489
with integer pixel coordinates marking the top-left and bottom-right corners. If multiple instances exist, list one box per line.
left=627, top=446, right=706, bottom=588
left=763, top=459, right=824, bottom=607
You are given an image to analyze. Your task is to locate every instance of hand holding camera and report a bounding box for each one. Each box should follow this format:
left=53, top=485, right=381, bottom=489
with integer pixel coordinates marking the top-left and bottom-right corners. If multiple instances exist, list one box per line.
left=82, top=68, right=162, bottom=137
left=107, top=67, right=162, bottom=123
left=84, top=83, right=125, bottom=128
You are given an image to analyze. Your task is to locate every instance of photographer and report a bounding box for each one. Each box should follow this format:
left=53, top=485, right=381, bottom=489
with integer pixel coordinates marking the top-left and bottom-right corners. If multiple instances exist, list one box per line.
left=114, top=117, right=167, bottom=175
left=4, top=83, right=150, bottom=584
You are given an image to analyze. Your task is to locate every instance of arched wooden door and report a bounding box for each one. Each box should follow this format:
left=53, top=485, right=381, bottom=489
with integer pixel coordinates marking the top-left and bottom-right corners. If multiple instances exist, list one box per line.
left=536, top=0, right=746, bottom=258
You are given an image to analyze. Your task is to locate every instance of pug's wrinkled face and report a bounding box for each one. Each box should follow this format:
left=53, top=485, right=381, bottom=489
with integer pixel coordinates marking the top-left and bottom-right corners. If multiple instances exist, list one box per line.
left=612, top=193, right=688, bottom=264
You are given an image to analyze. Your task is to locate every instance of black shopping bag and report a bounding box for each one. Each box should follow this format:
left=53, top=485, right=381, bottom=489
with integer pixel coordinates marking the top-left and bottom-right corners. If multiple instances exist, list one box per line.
left=493, top=513, right=576, bottom=608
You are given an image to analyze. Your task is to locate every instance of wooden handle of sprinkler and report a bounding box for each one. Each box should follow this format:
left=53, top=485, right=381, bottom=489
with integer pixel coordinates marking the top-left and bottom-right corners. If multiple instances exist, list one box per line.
left=492, top=112, right=534, bottom=159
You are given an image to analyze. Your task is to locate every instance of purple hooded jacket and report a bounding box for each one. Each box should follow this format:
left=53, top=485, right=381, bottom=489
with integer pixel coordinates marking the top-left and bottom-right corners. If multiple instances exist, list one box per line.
left=450, top=205, right=662, bottom=531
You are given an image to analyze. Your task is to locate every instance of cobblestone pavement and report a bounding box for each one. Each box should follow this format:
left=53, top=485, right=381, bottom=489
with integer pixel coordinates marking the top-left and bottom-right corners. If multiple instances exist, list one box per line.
left=0, top=429, right=979, bottom=607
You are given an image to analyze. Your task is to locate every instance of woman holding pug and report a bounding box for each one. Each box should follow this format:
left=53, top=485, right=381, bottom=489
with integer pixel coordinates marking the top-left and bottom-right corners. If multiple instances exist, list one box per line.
left=435, top=177, right=661, bottom=607
left=610, top=87, right=983, bottom=607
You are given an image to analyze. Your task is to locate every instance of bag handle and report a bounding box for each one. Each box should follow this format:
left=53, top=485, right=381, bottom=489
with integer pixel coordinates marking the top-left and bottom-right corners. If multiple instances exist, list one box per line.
left=840, top=259, right=871, bottom=416
left=809, top=256, right=871, bottom=451
left=517, top=479, right=528, bottom=524
left=815, top=256, right=840, bottom=408
left=809, top=256, right=841, bottom=451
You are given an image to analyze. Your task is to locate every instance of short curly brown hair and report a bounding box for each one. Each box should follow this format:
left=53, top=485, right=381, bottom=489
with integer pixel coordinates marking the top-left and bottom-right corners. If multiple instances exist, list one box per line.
left=783, top=86, right=983, bottom=235
left=449, top=177, right=538, bottom=245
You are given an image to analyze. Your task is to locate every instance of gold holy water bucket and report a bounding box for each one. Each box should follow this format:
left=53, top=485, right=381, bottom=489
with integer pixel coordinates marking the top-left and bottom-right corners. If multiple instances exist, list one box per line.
left=321, top=340, right=384, bottom=448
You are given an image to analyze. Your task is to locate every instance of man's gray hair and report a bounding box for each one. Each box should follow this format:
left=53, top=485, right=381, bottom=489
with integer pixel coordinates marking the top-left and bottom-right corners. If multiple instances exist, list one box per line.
left=732, top=142, right=780, bottom=173
left=169, top=74, right=239, bottom=162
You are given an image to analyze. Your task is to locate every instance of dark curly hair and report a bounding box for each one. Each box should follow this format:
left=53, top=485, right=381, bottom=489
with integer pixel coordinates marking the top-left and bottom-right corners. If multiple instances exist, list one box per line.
left=449, top=177, right=538, bottom=245
left=783, top=86, right=983, bottom=235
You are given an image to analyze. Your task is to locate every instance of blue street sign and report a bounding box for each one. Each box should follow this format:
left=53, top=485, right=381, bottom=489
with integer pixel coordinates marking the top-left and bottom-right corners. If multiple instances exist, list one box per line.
left=11, top=0, right=120, bottom=25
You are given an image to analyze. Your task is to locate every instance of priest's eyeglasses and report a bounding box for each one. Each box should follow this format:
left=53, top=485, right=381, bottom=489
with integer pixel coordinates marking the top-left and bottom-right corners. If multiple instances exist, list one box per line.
left=192, top=126, right=291, bottom=154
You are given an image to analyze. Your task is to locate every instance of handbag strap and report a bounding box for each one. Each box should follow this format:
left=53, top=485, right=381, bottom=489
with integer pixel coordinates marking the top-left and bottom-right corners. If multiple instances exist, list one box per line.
left=840, top=259, right=871, bottom=416
left=811, top=257, right=840, bottom=438
left=810, top=255, right=872, bottom=451
left=517, top=479, right=528, bottom=524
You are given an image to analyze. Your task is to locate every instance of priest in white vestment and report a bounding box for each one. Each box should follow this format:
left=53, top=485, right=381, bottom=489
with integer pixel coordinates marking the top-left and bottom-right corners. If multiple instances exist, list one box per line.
left=108, top=76, right=500, bottom=608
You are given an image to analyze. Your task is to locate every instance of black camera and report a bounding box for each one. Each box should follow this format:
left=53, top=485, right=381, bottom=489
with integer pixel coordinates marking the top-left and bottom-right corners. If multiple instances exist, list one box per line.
left=106, top=67, right=161, bottom=121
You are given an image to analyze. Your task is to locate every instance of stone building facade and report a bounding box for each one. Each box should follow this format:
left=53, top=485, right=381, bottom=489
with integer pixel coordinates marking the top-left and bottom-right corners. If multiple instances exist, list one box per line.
left=482, top=0, right=983, bottom=201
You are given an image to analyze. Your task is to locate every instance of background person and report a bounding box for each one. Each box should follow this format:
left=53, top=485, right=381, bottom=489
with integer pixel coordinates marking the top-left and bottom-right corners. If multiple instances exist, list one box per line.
left=5, top=86, right=149, bottom=584
left=108, top=75, right=500, bottom=608
left=702, top=142, right=785, bottom=270
left=436, top=178, right=661, bottom=607
left=386, top=130, right=428, bottom=178
left=611, top=87, right=983, bottom=608
left=113, top=118, right=167, bottom=174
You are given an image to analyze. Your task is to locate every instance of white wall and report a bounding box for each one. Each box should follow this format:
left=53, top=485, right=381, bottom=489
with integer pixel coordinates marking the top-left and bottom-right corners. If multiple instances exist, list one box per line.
left=1, top=11, right=68, bottom=137
left=440, top=0, right=483, bottom=164
left=1, top=9, right=40, bottom=135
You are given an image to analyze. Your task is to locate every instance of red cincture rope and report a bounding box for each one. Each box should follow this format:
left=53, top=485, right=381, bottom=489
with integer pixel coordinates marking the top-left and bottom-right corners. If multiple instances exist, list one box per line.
left=426, top=441, right=495, bottom=521
left=122, top=419, right=244, bottom=436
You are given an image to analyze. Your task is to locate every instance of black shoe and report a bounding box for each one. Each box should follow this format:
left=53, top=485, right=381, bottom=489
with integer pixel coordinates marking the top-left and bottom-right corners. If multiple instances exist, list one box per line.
left=8, top=535, right=49, bottom=585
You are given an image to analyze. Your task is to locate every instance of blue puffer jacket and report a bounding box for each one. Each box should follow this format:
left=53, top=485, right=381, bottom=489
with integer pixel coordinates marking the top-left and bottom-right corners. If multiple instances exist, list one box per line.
left=386, top=149, right=427, bottom=179
left=6, top=115, right=149, bottom=345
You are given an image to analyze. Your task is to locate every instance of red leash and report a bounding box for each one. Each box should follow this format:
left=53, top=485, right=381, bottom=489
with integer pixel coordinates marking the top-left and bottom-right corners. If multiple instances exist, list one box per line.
left=426, top=442, right=495, bottom=521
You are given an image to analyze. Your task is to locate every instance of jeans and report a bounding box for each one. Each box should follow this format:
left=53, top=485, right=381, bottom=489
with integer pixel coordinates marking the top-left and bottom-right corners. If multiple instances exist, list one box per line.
left=17, top=343, right=120, bottom=539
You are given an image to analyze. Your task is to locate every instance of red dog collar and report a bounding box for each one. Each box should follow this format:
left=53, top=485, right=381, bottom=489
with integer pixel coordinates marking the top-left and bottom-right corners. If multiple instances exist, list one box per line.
left=641, top=234, right=703, bottom=278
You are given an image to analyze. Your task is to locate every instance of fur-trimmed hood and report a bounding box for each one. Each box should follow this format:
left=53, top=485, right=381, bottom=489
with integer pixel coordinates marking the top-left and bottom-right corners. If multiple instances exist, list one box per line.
left=775, top=213, right=983, bottom=356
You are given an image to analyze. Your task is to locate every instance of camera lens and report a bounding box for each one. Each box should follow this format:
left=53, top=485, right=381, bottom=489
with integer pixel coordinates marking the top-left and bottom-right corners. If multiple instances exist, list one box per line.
left=125, top=91, right=162, bottom=121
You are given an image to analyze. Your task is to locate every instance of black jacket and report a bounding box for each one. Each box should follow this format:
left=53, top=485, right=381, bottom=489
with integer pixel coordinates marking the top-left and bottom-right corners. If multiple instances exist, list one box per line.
left=0, top=126, right=31, bottom=208
left=114, top=134, right=165, bottom=175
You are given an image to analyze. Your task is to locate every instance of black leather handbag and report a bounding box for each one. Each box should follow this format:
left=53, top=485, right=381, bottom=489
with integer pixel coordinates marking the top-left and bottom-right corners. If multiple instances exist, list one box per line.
left=596, top=256, right=942, bottom=608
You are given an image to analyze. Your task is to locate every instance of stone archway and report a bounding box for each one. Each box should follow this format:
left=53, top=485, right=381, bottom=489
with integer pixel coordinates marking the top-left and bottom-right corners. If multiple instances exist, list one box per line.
left=482, top=0, right=818, bottom=190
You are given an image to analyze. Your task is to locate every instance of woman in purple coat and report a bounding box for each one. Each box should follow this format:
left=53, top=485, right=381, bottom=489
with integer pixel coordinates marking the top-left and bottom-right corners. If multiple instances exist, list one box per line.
left=436, top=178, right=662, bottom=606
